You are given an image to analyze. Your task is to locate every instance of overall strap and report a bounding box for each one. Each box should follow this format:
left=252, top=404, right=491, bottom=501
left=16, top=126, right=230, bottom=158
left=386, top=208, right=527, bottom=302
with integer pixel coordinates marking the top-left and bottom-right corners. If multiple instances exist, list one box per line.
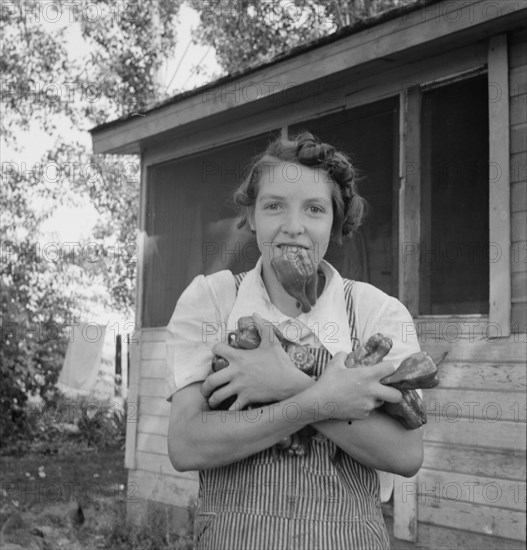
left=233, top=271, right=248, bottom=294
left=342, top=278, right=359, bottom=350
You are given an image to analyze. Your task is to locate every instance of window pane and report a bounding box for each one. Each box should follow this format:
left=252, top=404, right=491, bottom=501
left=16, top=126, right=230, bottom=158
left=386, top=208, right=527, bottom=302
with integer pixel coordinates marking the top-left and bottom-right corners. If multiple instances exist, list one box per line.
left=143, top=133, right=275, bottom=328
left=421, top=75, right=489, bottom=314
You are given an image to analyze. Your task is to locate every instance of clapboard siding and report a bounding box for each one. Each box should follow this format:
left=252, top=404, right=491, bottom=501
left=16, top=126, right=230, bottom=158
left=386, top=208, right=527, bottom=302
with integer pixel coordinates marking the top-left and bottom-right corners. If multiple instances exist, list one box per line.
left=512, top=302, right=527, bottom=329
left=136, top=432, right=169, bottom=455
left=420, top=335, right=526, bottom=361
left=511, top=241, right=526, bottom=275
left=512, top=211, right=527, bottom=242
left=385, top=515, right=526, bottom=550
left=138, top=414, right=169, bottom=436
left=141, top=396, right=171, bottom=417
left=128, top=469, right=198, bottom=508
left=141, top=359, right=166, bottom=379
left=417, top=469, right=525, bottom=512
left=141, top=341, right=166, bottom=361
left=436, top=362, right=526, bottom=390
left=423, top=416, right=526, bottom=451
left=512, top=271, right=527, bottom=302
left=511, top=122, right=527, bottom=154
left=510, top=100, right=527, bottom=128
left=424, top=388, right=525, bottom=422
left=418, top=499, right=525, bottom=541
left=141, top=328, right=168, bottom=342
left=509, top=65, right=526, bottom=97
left=140, top=377, right=169, bottom=397
left=511, top=181, right=526, bottom=212
left=423, top=442, right=526, bottom=481
left=136, top=451, right=187, bottom=477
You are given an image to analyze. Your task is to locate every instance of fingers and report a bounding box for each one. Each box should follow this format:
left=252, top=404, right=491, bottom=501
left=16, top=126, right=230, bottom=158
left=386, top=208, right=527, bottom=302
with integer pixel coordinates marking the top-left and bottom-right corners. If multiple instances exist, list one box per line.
left=251, top=312, right=280, bottom=348
left=201, top=369, right=231, bottom=398
left=228, top=398, right=247, bottom=412
left=364, top=361, right=402, bottom=403
left=376, top=385, right=402, bottom=404
left=207, top=385, right=237, bottom=409
left=211, top=342, right=236, bottom=358
left=367, top=360, right=397, bottom=380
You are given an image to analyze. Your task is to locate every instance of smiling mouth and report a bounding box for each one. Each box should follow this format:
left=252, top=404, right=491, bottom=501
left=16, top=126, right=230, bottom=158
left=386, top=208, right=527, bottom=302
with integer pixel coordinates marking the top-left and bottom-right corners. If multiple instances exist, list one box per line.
left=276, top=243, right=309, bottom=250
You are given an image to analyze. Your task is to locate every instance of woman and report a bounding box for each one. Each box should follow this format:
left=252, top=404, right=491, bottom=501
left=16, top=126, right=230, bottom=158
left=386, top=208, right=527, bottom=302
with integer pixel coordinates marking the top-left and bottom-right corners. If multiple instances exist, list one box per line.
left=166, top=132, right=423, bottom=549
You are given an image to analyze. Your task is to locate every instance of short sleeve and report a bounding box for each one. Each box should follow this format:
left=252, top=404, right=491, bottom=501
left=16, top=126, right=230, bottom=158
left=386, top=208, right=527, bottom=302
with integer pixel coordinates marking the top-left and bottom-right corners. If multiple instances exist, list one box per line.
left=165, top=275, right=224, bottom=400
left=351, top=282, right=421, bottom=367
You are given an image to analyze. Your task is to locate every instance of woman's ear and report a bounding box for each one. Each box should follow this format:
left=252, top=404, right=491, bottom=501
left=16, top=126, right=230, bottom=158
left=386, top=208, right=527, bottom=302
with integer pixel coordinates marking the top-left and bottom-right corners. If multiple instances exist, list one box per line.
left=248, top=210, right=256, bottom=233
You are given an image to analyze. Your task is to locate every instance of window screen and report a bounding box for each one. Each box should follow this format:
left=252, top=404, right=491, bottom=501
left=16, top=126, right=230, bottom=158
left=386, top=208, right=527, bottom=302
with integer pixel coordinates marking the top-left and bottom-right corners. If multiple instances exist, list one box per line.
left=143, top=132, right=277, bottom=328
left=420, top=75, right=489, bottom=314
left=289, top=97, right=399, bottom=297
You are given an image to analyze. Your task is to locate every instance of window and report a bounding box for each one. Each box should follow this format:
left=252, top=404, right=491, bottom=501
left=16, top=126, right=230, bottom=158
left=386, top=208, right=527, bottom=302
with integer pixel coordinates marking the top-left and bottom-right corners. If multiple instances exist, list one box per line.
left=420, top=75, right=489, bottom=314
left=143, top=133, right=276, bottom=328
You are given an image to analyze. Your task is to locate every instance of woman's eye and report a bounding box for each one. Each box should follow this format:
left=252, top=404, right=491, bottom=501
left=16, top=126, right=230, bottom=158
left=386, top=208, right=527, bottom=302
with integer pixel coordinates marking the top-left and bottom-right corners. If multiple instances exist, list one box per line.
left=308, top=205, right=324, bottom=214
left=265, top=203, right=281, bottom=210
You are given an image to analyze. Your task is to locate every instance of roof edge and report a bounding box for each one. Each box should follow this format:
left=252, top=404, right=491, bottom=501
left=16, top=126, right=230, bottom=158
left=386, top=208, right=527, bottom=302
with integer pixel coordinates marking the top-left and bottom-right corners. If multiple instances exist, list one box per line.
left=90, top=0, right=442, bottom=135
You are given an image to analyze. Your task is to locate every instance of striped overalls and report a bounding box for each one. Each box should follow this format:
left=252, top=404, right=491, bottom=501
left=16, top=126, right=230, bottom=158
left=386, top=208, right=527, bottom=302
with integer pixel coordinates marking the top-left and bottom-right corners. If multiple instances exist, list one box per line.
left=193, top=275, right=390, bottom=550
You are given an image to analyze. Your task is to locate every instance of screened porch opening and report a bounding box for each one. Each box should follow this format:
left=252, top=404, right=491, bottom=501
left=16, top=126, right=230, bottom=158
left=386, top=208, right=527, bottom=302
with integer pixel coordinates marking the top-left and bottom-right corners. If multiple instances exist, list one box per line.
left=420, top=74, right=490, bottom=315
left=142, top=133, right=276, bottom=328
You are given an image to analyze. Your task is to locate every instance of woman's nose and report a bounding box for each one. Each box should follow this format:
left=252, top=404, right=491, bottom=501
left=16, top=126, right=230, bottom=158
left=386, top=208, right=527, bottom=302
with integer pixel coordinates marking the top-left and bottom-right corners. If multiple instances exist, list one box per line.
left=281, top=212, right=305, bottom=235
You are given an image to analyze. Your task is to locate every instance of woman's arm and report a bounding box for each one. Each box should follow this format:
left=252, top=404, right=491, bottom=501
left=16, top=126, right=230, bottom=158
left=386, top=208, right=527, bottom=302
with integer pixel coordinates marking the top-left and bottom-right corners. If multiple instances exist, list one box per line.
left=315, top=411, right=423, bottom=477
left=198, top=319, right=422, bottom=475
left=274, top=364, right=423, bottom=477
left=168, top=382, right=320, bottom=472
left=167, top=351, right=401, bottom=471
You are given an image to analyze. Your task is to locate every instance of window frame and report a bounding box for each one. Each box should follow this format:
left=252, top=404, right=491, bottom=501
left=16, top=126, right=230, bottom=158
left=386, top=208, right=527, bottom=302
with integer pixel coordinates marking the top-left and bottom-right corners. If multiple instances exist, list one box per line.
left=398, top=34, right=511, bottom=337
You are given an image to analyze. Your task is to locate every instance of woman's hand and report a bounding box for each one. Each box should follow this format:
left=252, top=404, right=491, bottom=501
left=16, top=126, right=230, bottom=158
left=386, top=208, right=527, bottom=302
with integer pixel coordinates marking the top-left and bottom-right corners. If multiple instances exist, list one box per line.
left=202, top=313, right=307, bottom=410
left=309, top=352, right=402, bottom=422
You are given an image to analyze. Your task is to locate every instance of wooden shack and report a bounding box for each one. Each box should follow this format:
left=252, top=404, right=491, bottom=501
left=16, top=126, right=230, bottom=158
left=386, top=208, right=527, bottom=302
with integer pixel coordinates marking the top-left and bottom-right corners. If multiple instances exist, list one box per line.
left=90, top=0, right=526, bottom=547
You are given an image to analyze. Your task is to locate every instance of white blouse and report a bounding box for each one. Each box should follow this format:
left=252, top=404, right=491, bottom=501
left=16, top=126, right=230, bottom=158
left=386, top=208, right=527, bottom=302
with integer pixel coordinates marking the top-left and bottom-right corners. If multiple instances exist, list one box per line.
left=165, top=257, right=420, bottom=398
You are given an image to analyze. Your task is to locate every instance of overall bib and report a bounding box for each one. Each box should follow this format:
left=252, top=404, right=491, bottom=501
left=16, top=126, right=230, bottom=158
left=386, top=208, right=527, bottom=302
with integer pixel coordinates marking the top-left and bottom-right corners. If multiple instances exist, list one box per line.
left=193, top=275, right=390, bottom=550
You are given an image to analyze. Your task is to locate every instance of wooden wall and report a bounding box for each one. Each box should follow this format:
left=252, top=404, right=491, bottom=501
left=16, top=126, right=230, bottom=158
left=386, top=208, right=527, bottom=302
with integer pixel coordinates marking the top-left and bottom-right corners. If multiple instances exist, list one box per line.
left=414, top=328, right=526, bottom=548
left=125, top=28, right=527, bottom=549
left=391, top=32, right=526, bottom=549
left=126, top=328, right=197, bottom=529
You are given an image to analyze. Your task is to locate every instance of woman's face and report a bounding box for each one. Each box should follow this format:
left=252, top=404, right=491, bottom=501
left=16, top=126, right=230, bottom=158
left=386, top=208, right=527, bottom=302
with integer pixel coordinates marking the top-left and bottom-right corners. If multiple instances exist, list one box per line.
left=250, top=161, right=334, bottom=272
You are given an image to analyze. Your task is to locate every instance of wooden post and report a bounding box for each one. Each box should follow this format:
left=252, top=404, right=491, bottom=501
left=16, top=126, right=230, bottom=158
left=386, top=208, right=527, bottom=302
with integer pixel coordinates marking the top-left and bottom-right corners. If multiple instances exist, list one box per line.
left=394, top=474, right=418, bottom=542
left=394, top=87, right=420, bottom=542
left=398, top=86, right=421, bottom=316
left=488, top=34, right=511, bottom=336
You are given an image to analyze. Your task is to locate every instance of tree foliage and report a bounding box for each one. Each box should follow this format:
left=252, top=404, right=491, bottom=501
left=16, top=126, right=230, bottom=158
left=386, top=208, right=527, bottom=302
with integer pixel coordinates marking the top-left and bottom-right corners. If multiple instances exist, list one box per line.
left=189, top=0, right=417, bottom=74
left=0, top=0, right=179, bottom=444
left=79, top=0, right=183, bottom=123
left=0, top=0, right=81, bottom=146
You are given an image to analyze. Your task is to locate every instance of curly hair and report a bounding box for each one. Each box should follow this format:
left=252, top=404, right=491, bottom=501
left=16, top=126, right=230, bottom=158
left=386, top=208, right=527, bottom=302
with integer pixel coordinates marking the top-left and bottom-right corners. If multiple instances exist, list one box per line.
left=233, top=132, right=366, bottom=245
